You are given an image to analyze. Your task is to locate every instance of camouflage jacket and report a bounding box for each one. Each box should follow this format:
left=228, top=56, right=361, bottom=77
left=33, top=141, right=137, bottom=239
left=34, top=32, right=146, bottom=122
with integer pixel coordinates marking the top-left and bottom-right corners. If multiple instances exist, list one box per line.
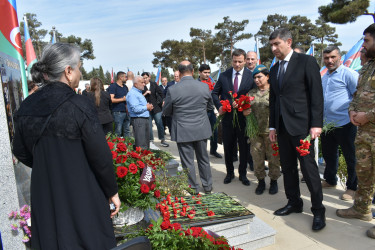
left=249, top=88, right=270, bottom=134
left=349, top=59, right=375, bottom=129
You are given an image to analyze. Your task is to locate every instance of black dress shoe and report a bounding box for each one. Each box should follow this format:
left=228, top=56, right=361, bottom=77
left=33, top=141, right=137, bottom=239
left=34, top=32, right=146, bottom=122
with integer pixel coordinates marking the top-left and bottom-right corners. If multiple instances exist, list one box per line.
left=274, top=204, right=303, bottom=216
left=210, top=152, right=222, bottom=158
left=224, top=173, right=235, bottom=184
left=239, top=176, right=251, bottom=186
left=312, top=215, right=326, bottom=231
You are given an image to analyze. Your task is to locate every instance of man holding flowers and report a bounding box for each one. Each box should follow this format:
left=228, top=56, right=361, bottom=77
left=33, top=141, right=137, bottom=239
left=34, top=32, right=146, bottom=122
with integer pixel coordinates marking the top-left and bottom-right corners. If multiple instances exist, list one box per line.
left=268, top=28, right=325, bottom=231
left=212, top=49, right=255, bottom=186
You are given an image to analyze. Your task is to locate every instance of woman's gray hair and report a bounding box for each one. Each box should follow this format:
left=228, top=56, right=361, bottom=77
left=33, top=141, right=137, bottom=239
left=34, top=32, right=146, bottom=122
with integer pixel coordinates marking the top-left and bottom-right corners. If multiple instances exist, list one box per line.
left=31, top=43, right=81, bottom=84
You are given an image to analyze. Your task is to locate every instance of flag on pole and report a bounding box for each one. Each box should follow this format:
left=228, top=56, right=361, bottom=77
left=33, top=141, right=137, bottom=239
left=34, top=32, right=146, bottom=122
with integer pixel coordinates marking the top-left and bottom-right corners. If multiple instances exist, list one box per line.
left=254, top=37, right=261, bottom=65
left=270, top=57, right=277, bottom=68
left=23, top=15, right=37, bottom=79
left=155, top=65, right=161, bottom=85
left=51, top=30, right=56, bottom=44
left=0, top=0, right=28, bottom=97
left=306, top=44, right=314, bottom=56
left=320, top=66, right=328, bottom=77
left=343, top=38, right=364, bottom=71
left=127, top=67, right=130, bottom=72
left=111, top=67, right=114, bottom=83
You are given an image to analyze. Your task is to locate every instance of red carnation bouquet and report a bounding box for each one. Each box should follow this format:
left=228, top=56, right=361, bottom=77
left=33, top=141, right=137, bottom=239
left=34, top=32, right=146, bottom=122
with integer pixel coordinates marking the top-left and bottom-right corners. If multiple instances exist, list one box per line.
left=296, top=121, right=336, bottom=157
left=107, top=135, right=165, bottom=211
left=213, top=99, right=231, bottom=132
left=271, top=143, right=279, bottom=156
left=201, top=78, right=215, bottom=91
left=235, top=93, right=258, bottom=138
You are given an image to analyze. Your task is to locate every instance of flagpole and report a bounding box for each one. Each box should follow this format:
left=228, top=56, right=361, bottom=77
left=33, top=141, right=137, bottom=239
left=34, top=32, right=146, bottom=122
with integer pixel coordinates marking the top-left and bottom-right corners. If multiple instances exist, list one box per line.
left=52, top=26, right=56, bottom=44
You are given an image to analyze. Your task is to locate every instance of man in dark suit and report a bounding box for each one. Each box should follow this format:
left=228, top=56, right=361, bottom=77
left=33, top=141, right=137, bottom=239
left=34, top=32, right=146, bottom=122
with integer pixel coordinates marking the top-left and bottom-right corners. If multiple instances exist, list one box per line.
left=268, top=28, right=325, bottom=231
left=163, top=61, right=213, bottom=194
left=159, top=77, right=170, bottom=134
left=141, top=72, right=169, bottom=147
left=212, top=49, right=255, bottom=186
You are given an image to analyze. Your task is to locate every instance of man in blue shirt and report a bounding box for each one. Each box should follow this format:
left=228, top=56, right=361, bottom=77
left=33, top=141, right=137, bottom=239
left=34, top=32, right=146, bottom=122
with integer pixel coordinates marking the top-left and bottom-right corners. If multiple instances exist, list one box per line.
left=107, top=71, right=131, bottom=137
left=126, top=76, right=154, bottom=149
left=321, top=45, right=359, bottom=201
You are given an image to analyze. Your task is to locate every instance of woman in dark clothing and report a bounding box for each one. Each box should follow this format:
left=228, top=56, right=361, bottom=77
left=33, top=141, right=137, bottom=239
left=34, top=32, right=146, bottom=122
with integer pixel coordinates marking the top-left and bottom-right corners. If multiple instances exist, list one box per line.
left=12, top=43, right=120, bottom=250
left=87, top=77, right=114, bottom=135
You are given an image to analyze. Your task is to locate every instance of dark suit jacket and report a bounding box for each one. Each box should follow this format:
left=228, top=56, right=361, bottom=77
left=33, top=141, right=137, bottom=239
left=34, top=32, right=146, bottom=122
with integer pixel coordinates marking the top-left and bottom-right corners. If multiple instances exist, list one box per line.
left=142, top=81, right=163, bottom=113
left=211, top=67, right=255, bottom=123
left=159, top=85, right=168, bottom=99
left=269, top=52, right=323, bottom=136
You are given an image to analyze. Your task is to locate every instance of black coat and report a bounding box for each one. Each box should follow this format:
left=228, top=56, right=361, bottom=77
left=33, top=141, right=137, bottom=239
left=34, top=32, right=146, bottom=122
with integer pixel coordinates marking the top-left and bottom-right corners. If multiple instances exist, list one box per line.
left=13, top=82, right=118, bottom=249
left=269, top=52, right=323, bottom=136
left=143, top=81, right=163, bottom=113
left=211, top=67, right=255, bottom=125
left=87, top=91, right=114, bottom=124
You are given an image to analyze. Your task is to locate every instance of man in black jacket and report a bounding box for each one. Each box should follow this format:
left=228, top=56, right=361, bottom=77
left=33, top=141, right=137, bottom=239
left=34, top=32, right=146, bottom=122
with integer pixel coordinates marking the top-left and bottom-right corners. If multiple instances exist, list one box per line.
left=268, top=28, right=325, bottom=231
left=142, top=72, right=169, bottom=147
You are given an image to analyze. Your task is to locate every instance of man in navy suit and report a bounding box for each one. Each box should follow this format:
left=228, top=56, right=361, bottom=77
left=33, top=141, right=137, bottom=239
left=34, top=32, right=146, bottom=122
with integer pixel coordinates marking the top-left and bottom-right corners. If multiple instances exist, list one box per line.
left=167, top=71, right=180, bottom=88
left=212, top=49, right=255, bottom=186
left=268, top=28, right=325, bottom=231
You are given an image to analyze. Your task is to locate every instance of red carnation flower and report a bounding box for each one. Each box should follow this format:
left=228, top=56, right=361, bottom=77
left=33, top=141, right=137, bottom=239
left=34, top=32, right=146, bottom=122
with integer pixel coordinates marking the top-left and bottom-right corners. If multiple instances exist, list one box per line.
left=207, top=210, right=215, bottom=216
left=107, top=142, right=114, bottom=150
left=111, top=151, right=118, bottom=159
left=171, top=223, right=181, bottom=231
left=116, top=142, right=127, bottom=152
left=140, top=184, right=150, bottom=194
left=150, top=183, right=156, bottom=191
left=160, top=220, right=171, bottom=230
left=128, top=163, right=138, bottom=174
left=137, top=161, right=145, bottom=169
left=116, top=155, right=128, bottom=164
left=154, top=190, right=161, bottom=198
left=116, top=167, right=128, bottom=178
left=129, top=151, right=141, bottom=159
left=136, top=146, right=142, bottom=152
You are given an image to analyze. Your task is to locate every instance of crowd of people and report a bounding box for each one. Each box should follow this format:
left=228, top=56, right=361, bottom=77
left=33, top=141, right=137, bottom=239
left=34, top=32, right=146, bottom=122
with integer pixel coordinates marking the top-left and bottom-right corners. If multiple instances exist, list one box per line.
left=12, top=23, right=375, bottom=248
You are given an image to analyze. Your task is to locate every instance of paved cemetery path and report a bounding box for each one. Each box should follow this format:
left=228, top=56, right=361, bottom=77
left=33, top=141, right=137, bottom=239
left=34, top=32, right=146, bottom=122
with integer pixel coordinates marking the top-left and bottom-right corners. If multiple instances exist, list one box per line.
left=154, top=125, right=375, bottom=250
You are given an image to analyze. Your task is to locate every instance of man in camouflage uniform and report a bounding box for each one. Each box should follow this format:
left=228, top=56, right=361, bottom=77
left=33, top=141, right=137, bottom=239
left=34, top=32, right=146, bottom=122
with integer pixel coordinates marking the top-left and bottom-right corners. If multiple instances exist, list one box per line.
left=336, top=23, right=375, bottom=239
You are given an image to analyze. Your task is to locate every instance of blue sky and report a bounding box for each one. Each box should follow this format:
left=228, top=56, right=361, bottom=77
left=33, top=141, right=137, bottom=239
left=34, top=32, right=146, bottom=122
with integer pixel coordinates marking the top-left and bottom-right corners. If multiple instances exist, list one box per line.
left=16, top=0, right=375, bottom=75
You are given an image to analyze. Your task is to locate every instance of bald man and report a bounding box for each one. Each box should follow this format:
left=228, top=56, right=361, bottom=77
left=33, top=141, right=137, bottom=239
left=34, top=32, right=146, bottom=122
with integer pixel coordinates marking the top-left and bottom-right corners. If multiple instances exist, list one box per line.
left=246, top=51, right=258, bottom=72
left=163, top=61, right=214, bottom=194
left=126, top=71, right=134, bottom=91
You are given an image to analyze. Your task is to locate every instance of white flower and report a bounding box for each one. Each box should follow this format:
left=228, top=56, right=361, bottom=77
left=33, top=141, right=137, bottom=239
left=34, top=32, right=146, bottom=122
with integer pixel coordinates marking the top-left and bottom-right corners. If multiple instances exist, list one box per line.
left=177, top=165, right=183, bottom=172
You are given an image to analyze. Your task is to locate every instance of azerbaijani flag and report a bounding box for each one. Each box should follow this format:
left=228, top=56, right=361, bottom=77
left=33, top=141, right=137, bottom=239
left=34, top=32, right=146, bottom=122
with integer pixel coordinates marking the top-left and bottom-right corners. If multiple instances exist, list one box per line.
left=111, top=67, right=114, bottom=83
left=343, top=38, right=364, bottom=71
left=320, top=66, right=328, bottom=77
left=51, top=30, right=56, bottom=44
left=270, top=57, right=277, bottom=68
left=255, top=37, right=261, bottom=65
left=23, top=15, right=37, bottom=79
left=306, top=44, right=314, bottom=56
left=0, top=0, right=28, bottom=97
left=155, top=65, right=161, bottom=85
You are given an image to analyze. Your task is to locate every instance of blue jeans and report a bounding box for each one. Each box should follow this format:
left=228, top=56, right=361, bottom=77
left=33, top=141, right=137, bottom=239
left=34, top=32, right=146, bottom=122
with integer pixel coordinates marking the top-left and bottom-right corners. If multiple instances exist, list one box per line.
left=321, top=122, right=357, bottom=190
left=207, top=110, right=218, bottom=153
left=149, top=111, right=165, bottom=141
left=113, top=111, right=131, bottom=137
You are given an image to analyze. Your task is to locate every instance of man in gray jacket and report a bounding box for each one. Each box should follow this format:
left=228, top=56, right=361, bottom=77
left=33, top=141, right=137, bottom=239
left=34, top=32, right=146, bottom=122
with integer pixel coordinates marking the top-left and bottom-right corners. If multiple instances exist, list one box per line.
left=163, top=61, right=214, bottom=194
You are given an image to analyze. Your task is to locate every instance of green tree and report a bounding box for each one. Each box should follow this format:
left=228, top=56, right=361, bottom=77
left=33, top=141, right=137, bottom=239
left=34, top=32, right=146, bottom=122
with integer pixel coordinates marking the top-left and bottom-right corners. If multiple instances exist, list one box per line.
left=214, top=16, right=252, bottom=55
left=59, top=35, right=95, bottom=60
left=19, top=13, right=48, bottom=59
left=81, top=67, right=88, bottom=80
left=104, top=71, right=111, bottom=85
left=313, top=18, right=342, bottom=66
left=318, top=0, right=374, bottom=23
left=255, top=14, right=288, bottom=67
left=189, top=28, right=220, bottom=64
left=98, top=65, right=105, bottom=81
left=287, top=15, right=317, bottom=50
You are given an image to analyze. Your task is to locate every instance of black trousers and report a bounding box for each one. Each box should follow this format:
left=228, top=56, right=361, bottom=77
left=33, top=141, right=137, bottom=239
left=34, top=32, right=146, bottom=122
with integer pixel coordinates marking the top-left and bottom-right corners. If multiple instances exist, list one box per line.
left=321, top=122, right=357, bottom=190
left=222, top=119, right=248, bottom=177
left=277, top=117, right=325, bottom=216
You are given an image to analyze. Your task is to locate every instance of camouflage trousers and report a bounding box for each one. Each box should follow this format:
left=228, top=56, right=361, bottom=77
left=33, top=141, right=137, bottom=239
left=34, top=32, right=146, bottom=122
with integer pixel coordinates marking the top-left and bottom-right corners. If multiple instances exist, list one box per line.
left=250, top=133, right=281, bottom=181
left=353, top=128, right=375, bottom=214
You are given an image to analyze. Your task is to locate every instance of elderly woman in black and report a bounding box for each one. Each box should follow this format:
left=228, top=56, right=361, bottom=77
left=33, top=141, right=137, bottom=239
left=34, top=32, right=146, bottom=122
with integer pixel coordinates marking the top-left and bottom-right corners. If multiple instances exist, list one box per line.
left=13, top=43, right=120, bottom=249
